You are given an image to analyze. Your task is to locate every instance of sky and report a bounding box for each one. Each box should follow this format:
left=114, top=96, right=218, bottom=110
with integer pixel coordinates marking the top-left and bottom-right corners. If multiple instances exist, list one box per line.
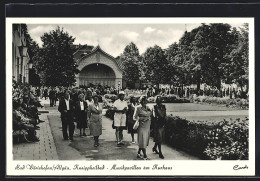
left=27, top=23, right=244, bottom=57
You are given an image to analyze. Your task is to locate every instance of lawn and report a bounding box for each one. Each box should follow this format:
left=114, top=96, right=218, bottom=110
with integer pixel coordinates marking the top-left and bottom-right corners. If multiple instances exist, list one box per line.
left=147, top=103, right=236, bottom=112
left=147, top=103, right=248, bottom=121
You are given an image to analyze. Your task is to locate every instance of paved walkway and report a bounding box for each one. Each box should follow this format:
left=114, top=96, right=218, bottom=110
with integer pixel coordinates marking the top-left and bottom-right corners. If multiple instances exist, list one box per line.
left=13, top=98, right=199, bottom=160
left=13, top=100, right=58, bottom=160
left=45, top=100, right=198, bottom=160
left=13, top=98, right=248, bottom=160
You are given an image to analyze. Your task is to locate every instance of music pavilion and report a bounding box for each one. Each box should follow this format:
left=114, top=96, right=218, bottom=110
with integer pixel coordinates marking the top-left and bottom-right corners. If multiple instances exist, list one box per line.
left=74, top=45, right=124, bottom=89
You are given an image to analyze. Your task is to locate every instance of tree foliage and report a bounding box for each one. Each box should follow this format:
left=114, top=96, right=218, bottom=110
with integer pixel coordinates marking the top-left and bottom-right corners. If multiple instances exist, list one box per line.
left=121, top=42, right=141, bottom=87
left=21, top=24, right=41, bottom=86
left=142, top=45, right=172, bottom=86
left=140, top=23, right=248, bottom=94
left=220, top=24, right=249, bottom=91
left=34, top=26, right=79, bottom=86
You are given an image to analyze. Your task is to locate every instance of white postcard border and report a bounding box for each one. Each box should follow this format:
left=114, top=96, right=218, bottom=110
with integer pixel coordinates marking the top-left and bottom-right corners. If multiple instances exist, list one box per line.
left=6, top=17, right=255, bottom=176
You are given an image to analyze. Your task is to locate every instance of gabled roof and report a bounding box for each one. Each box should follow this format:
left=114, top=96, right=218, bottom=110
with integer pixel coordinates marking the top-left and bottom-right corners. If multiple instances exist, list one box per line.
left=77, top=45, right=123, bottom=71
left=73, top=44, right=94, bottom=56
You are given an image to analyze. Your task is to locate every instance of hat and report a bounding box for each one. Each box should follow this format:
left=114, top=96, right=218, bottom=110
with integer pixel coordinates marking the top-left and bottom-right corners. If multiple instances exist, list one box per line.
left=119, top=91, right=125, bottom=95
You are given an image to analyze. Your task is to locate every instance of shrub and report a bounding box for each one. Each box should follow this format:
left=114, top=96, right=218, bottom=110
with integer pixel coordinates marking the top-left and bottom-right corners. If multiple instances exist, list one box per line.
left=102, top=97, right=113, bottom=109
left=105, top=108, right=115, bottom=120
left=104, top=94, right=118, bottom=103
left=190, top=95, right=249, bottom=109
left=165, top=115, right=249, bottom=160
left=148, top=94, right=190, bottom=103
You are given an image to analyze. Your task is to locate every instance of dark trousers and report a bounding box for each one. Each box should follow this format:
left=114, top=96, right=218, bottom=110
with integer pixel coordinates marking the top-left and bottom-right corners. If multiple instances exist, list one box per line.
left=61, top=111, right=75, bottom=139
left=50, top=97, right=54, bottom=107
left=54, top=97, right=57, bottom=106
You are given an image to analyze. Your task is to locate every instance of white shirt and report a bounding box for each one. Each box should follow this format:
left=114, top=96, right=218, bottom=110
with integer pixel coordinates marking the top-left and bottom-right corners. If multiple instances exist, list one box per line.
left=113, top=99, right=127, bottom=111
left=80, top=101, right=84, bottom=110
left=65, top=99, right=70, bottom=110
left=86, top=99, right=94, bottom=106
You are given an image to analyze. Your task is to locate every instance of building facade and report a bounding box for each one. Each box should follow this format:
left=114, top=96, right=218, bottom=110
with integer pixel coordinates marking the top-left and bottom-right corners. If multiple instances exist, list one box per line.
left=74, top=45, right=123, bottom=89
left=12, top=24, right=30, bottom=84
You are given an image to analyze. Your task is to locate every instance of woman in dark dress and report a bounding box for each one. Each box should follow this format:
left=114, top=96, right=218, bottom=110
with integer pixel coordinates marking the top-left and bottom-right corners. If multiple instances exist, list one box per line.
left=127, top=97, right=137, bottom=143
left=75, top=94, right=88, bottom=137
left=152, top=96, right=166, bottom=159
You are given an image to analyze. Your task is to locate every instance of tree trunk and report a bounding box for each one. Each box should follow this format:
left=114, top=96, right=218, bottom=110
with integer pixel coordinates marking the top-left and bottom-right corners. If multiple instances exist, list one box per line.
left=196, top=74, right=201, bottom=95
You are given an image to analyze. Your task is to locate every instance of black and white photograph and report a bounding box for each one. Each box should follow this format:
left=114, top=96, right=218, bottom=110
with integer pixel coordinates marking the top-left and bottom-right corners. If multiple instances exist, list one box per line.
left=6, top=18, right=255, bottom=176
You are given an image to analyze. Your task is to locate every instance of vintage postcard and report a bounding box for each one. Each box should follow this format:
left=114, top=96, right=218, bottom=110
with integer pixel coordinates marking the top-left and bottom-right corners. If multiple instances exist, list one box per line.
left=6, top=17, right=255, bottom=176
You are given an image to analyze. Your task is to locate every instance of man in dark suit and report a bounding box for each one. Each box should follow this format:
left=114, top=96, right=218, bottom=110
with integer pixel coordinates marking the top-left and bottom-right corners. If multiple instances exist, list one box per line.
left=49, top=87, right=56, bottom=107
left=58, top=91, right=75, bottom=141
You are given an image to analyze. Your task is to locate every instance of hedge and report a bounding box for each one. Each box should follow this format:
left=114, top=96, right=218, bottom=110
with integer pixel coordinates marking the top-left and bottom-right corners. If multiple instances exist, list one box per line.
left=190, top=95, right=249, bottom=109
left=105, top=108, right=248, bottom=160
left=165, top=115, right=249, bottom=160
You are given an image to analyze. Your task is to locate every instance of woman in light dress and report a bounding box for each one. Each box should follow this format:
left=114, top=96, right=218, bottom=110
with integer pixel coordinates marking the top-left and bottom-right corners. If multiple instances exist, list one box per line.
left=133, top=96, right=152, bottom=160
left=88, top=95, right=103, bottom=147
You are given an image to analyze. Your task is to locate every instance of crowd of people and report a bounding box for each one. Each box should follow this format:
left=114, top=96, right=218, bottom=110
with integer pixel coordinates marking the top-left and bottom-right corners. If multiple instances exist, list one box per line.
left=31, top=82, right=248, bottom=107
left=144, top=85, right=248, bottom=99
left=13, top=82, right=247, bottom=160
left=12, top=80, right=44, bottom=142
left=51, top=88, right=167, bottom=160
left=29, top=85, right=165, bottom=160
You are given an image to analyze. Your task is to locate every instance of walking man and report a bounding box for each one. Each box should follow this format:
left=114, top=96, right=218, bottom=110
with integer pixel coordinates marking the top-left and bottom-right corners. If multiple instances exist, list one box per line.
left=58, top=91, right=75, bottom=141
left=49, top=87, right=56, bottom=107
left=113, top=91, right=128, bottom=146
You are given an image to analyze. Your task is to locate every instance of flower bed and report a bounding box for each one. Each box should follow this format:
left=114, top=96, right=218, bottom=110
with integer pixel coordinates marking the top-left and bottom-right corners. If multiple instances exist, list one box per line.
left=165, top=115, right=249, bottom=160
left=104, top=94, right=118, bottom=103
left=104, top=94, right=190, bottom=103
left=147, top=94, right=190, bottom=103
left=190, top=95, right=249, bottom=109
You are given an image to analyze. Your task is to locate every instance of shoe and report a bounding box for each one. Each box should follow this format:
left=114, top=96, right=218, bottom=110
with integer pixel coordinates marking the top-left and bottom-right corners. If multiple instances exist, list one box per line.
left=137, top=153, right=143, bottom=158
left=117, top=142, right=121, bottom=147
left=119, top=142, right=125, bottom=145
left=33, top=137, right=40, bottom=142
left=83, top=133, right=87, bottom=136
left=152, top=147, right=159, bottom=154
left=64, top=138, right=68, bottom=140
left=159, top=152, right=164, bottom=159
left=143, top=157, right=149, bottom=160
left=94, top=142, right=98, bottom=147
left=131, top=141, right=136, bottom=144
left=69, top=137, right=74, bottom=141
left=38, top=120, right=45, bottom=123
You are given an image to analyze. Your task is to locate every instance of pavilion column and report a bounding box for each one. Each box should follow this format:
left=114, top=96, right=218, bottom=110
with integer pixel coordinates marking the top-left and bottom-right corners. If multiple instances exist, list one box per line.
left=75, top=74, right=80, bottom=87
left=115, top=78, right=122, bottom=90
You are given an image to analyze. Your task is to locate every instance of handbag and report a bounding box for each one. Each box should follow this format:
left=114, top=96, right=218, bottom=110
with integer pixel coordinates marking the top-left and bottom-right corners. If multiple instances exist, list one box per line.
left=133, top=120, right=139, bottom=130
left=112, top=120, right=115, bottom=129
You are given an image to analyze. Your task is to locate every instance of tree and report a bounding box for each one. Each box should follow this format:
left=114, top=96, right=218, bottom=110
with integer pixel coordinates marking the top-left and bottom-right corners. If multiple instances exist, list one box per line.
left=175, top=23, right=236, bottom=93
left=142, top=45, right=172, bottom=86
left=165, top=42, right=184, bottom=85
left=34, top=26, right=79, bottom=86
left=174, top=29, right=200, bottom=88
left=21, top=24, right=41, bottom=86
left=121, top=42, right=141, bottom=88
left=191, top=23, right=235, bottom=90
left=220, top=24, right=249, bottom=94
